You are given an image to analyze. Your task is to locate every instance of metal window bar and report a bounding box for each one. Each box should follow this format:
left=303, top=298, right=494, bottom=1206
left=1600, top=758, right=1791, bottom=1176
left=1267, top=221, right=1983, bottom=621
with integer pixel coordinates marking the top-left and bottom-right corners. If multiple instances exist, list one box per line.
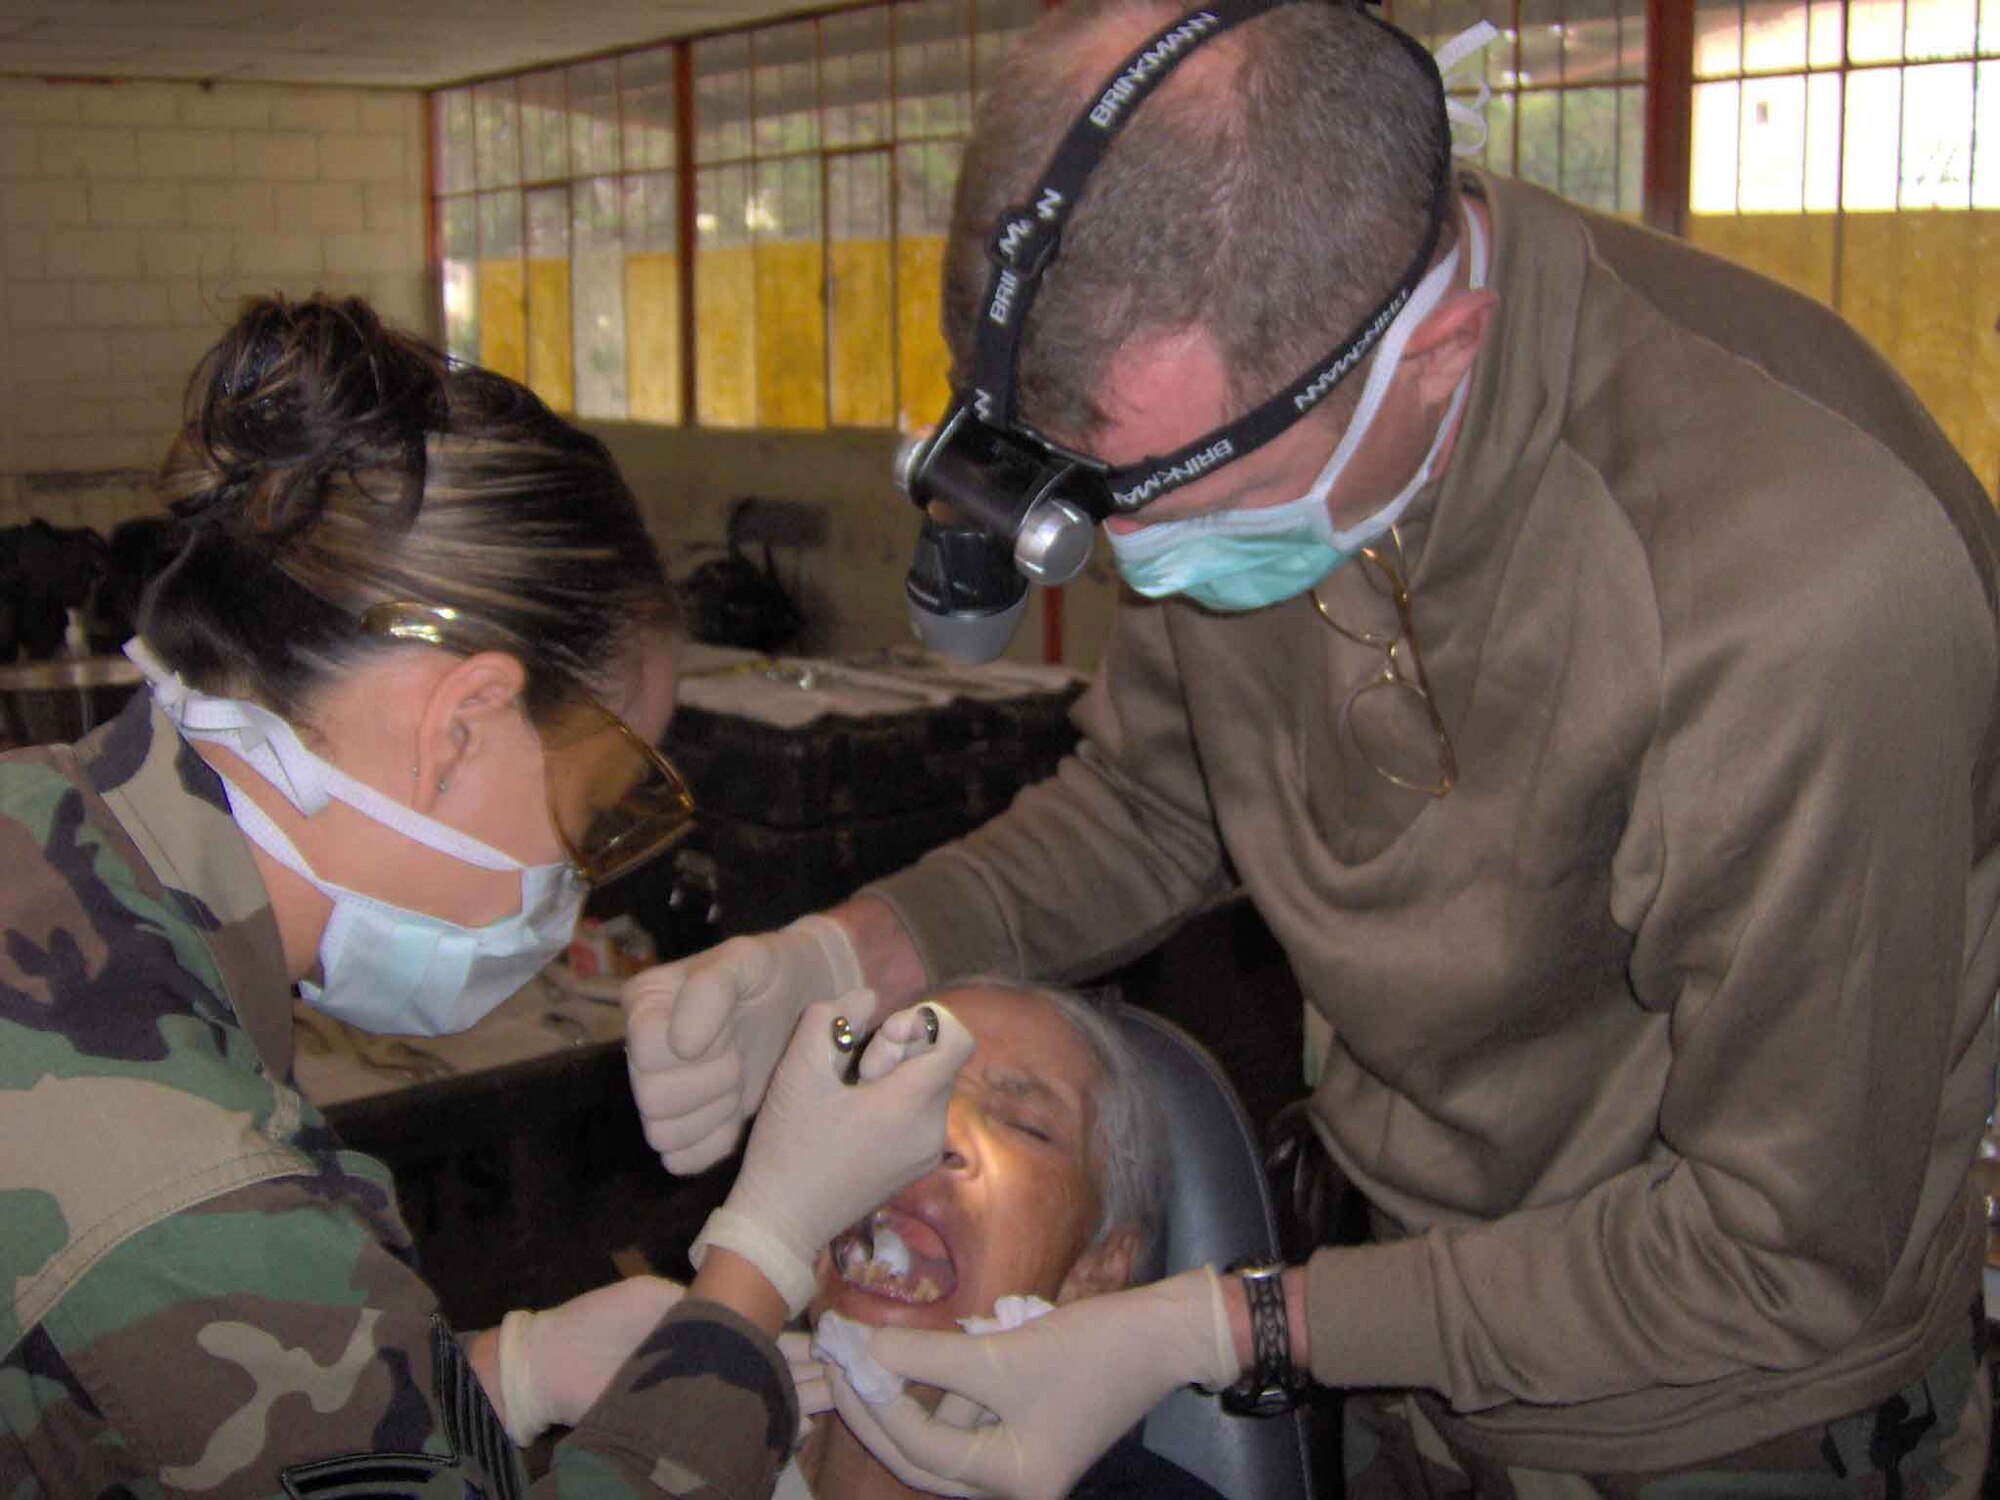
left=1393, top=0, right=1648, bottom=216
left=1696, top=0, right=1995, bottom=292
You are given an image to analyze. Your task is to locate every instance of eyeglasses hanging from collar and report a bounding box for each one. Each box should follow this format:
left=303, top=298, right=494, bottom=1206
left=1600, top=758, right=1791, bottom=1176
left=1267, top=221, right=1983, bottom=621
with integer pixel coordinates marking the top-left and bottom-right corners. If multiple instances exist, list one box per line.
left=1309, top=528, right=1457, bottom=800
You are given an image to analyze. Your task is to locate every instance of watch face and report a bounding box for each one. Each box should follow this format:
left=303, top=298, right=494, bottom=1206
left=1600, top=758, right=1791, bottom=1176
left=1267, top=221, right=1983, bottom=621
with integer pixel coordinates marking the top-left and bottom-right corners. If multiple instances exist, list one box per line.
left=1220, top=1383, right=1305, bottom=1418
left=1226, top=1259, right=1284, bottom=1278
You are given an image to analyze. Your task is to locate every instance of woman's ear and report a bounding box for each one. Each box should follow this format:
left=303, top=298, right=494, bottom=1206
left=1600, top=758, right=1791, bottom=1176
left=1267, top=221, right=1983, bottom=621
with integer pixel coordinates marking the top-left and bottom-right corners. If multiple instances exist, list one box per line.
left=410, top=650, right=529, bottom=813
left=1055, top=1224, right=1143, bottom=1305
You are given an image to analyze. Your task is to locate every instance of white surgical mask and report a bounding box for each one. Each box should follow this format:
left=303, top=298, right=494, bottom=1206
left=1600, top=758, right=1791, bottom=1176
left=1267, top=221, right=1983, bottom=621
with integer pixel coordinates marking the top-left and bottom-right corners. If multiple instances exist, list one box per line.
left=128, top=638, right=583, bottom=1037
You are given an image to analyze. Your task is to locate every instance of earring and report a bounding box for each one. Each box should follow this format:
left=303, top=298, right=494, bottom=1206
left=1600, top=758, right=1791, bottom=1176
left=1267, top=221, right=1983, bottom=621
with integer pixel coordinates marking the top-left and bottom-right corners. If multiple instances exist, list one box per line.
left=437, top=773, right=451, bottom=794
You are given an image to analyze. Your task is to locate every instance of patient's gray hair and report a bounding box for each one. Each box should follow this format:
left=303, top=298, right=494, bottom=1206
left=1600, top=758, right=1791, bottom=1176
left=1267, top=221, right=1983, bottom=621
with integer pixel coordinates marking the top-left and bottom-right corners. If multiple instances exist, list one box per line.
left=935, top=977, right=1171, bottom=1261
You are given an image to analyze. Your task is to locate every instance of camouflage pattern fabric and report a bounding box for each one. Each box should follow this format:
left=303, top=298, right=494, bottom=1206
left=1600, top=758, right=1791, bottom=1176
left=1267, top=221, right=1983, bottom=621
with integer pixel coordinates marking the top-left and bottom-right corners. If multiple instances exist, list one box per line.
left=1, top=694, right=797, bottom=1497
left=1345, top=1299, right=1992, bottom=1499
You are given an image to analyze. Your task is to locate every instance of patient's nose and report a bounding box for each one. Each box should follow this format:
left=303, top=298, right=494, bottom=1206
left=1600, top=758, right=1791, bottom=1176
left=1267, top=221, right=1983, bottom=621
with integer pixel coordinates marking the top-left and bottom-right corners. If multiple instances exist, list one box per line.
left=938, top=1094, right=976, bottom=1173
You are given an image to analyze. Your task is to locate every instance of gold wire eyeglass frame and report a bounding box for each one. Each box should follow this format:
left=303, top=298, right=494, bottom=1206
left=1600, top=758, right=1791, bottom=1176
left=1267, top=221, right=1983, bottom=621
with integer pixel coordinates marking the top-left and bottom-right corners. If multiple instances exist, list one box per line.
left=360, top=601, right=697, bottom=887
left=1309, top=529, right=1457, bottom=799
left=550, top=693, right=698, bottom=887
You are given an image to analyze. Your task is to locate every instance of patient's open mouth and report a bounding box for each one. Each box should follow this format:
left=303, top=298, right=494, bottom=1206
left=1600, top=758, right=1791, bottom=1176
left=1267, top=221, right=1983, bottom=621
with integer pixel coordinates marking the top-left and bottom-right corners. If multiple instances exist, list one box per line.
left=831, top=1208, right=957, bottom=1306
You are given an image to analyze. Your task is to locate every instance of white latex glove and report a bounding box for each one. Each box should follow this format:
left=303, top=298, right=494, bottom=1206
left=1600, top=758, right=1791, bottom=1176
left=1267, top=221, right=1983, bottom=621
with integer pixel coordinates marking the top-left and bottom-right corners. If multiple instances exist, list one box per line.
left=692, top=997, right=975, bottom=1315
left=623, top=914, right=863, bottom=1174
left=825, top=1268, right=1240, bottom=1500
left=779, top=1328, right=828, bottom=1452
left=781, top=1329, right=830, bottom=1420
left=493, top=1275, right=685, bottom=1447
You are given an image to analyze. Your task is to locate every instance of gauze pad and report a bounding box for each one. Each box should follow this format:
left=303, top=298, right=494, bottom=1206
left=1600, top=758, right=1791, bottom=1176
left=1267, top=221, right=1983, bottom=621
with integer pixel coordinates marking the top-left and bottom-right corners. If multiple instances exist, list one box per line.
left=814, top=1295, right=1058, bottom=1406
left=814, top=1310, right=906, bottom=1405
left=956, top=1293, right=1055, bottom=1337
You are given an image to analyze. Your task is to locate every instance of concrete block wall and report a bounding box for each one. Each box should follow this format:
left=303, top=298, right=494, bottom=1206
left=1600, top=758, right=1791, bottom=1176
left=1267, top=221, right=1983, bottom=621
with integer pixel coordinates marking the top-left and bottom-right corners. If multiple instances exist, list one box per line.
left=0, top=77, right=431, bottom=537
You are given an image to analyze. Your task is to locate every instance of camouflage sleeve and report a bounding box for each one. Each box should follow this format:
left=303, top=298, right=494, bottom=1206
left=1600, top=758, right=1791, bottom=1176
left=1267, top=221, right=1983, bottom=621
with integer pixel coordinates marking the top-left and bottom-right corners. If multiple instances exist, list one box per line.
left=7, top=1171, right=793, bottom=1499
left=9, top=1167, right=533, bottom=1499
left=550, top=1297, right=799, bottom=1500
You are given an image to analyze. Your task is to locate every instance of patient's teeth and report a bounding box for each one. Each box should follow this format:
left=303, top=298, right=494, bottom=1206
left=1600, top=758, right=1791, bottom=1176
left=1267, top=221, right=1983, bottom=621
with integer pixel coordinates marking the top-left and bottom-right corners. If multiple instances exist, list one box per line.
left=832, top=1213, right=953, bottom=1303
left=869, top=1222, right=912, bottom=1278
left=837, top=1235, right=867, bottom=1277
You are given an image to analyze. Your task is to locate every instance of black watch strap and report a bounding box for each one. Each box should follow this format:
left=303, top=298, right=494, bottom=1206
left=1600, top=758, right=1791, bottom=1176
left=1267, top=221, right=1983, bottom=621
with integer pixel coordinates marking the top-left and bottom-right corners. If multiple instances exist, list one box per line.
left=1220, top=1261, right=1308, bottom=1417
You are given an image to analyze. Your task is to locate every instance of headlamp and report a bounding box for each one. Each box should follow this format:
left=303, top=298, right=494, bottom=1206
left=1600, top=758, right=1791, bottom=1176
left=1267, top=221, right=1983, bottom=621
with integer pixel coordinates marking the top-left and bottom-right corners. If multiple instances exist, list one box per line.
left=895, top=399, right=1111, bottom=659
left=896, top=0, right=1454, bottom=663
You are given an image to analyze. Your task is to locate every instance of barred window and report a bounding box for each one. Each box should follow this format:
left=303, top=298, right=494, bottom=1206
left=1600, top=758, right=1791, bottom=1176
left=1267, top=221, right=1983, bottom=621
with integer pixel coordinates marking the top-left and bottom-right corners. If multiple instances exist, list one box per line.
left=429, top=0, right=1997, bottom=486
left=429, top=0, right=1037, bottom=431
left=1398, top=0, right=1649, bottom=216
left=1684, top=0, right=1999, bottom=483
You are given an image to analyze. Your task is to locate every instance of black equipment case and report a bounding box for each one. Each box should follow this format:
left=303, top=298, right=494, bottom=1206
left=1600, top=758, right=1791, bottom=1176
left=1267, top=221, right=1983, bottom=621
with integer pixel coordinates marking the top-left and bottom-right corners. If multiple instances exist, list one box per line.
left=597, top=647, right=1082, bottom=958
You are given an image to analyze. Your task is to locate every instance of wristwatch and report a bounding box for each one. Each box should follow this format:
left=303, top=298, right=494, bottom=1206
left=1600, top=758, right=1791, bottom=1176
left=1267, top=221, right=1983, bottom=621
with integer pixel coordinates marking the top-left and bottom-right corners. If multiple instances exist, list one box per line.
left=1219, top=1260, right=1310, bottom=1416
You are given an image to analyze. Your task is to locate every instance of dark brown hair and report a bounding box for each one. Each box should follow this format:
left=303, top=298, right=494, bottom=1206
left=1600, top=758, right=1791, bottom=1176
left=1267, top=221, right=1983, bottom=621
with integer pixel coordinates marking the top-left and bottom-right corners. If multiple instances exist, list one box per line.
left=145, top=296, right=674, bottom=725
left=943, top=0, right=1452, bottom=443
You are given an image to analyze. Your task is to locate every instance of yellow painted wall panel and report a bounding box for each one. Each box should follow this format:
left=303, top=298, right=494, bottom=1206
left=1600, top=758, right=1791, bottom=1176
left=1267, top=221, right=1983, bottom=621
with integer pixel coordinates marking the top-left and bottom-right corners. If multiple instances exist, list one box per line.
left=526, top=257, right=574, bottom=415
left=1836, top=219, right=1899, bottom=389
left=1685, top=214, right=1835, bottom=304
left=1842, top=214, right=1980, bottom=450
left=897, top=237, right=951, bottom=430
left=1966, top=216, right=2000, bottom=495
left=477, top=260, right=527, bottom=384
left=1688, top=210, right=1999, bottom=501
left=626, top=252, right=682, bottom=425
left=830, top=239, right=895, bottom=428
left=698, top=246, right=757, bottom=428
left=755, top=241, right=828, bottom=430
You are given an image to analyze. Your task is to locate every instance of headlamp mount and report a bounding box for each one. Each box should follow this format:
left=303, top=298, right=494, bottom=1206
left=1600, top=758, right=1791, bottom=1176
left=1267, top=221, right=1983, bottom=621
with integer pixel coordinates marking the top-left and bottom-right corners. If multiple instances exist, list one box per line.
left=896, top=0, right=1454, bottom=661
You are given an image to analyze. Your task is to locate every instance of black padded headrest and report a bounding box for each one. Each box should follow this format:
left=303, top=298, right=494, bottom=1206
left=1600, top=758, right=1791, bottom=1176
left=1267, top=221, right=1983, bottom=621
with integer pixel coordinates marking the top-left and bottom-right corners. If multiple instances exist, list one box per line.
left=1111, top=1005, right=1315, bottom=1500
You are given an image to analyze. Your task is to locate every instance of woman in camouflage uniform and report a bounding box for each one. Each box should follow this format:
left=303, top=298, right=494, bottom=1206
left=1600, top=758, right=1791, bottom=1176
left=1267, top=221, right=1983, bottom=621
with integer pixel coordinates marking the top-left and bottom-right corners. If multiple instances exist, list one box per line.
left=0, top=296, right=970, bottom=1499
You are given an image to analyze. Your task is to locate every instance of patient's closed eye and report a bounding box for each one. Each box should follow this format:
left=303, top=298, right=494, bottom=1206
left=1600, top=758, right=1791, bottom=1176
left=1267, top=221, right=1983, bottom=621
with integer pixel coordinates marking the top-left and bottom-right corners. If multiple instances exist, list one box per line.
left=1005, top=1113, right=1054, bottom=1143
left=969, top=1068, right=1077, bottom=1149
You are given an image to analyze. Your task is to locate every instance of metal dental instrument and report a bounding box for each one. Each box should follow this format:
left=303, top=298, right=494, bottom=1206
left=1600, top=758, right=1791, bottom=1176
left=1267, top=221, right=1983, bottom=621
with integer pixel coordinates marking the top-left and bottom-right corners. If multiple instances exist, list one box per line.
left=832, top=1013, right=863, bottom=1085
left=832, top=1006, right=939, bottom=1085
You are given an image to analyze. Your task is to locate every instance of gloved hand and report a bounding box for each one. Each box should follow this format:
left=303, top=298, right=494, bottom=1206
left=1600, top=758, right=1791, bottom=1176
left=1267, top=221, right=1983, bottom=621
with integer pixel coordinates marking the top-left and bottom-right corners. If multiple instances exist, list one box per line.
left=781, top=1328, right=830, bottom=1421
left=691, top=997, right=974, bottom=1316
left=623, top=914, right=863, bottom=1174
left=825, top=1268, right=1241, bottom=1500
left=493, top=1275, right=685, bottom=1447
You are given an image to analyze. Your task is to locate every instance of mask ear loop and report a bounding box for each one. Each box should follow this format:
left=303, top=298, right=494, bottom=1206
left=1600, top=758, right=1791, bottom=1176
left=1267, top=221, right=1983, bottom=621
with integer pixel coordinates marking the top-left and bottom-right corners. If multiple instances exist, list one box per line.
left=1435, top=21, right=1502, bottom=158
left=128, top=635, right=529, bottom=872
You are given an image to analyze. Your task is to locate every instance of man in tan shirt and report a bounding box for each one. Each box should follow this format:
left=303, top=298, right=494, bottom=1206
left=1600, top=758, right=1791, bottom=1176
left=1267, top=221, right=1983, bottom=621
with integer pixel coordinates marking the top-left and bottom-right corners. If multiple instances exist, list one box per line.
left=621, top=0, right=2000, bottom=1492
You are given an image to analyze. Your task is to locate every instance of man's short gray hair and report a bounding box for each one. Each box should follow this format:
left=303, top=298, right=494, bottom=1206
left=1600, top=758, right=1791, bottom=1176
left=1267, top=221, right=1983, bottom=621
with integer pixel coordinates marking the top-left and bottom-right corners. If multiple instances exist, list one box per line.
left=935, top=977, right=1171, bottom=1262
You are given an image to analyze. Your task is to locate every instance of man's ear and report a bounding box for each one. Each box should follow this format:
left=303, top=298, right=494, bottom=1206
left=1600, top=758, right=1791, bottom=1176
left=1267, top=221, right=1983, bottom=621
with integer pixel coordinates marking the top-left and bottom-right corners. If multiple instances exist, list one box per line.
left=1404, top=287, right=1498, bottom=408
left=1055, top=1223, right=1143, bottom=1305
left=411, top=650, right=529, bottom=813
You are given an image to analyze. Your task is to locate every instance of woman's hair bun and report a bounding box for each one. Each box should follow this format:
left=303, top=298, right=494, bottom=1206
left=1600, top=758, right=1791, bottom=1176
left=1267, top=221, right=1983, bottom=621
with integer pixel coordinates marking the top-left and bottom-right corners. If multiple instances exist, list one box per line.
left=166, top=295, right=449, bottom=542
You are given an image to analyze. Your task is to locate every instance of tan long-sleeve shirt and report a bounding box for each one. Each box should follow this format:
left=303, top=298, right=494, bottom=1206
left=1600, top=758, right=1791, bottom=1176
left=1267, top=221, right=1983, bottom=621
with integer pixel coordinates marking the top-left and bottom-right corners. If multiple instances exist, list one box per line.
left=866, top=171, right=2000, bottom=1470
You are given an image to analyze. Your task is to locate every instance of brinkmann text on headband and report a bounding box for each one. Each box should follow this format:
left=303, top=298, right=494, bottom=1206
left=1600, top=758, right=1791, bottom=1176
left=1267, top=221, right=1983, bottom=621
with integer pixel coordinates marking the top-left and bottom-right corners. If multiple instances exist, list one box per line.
left=896, top=0, right=1456, bottom=662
